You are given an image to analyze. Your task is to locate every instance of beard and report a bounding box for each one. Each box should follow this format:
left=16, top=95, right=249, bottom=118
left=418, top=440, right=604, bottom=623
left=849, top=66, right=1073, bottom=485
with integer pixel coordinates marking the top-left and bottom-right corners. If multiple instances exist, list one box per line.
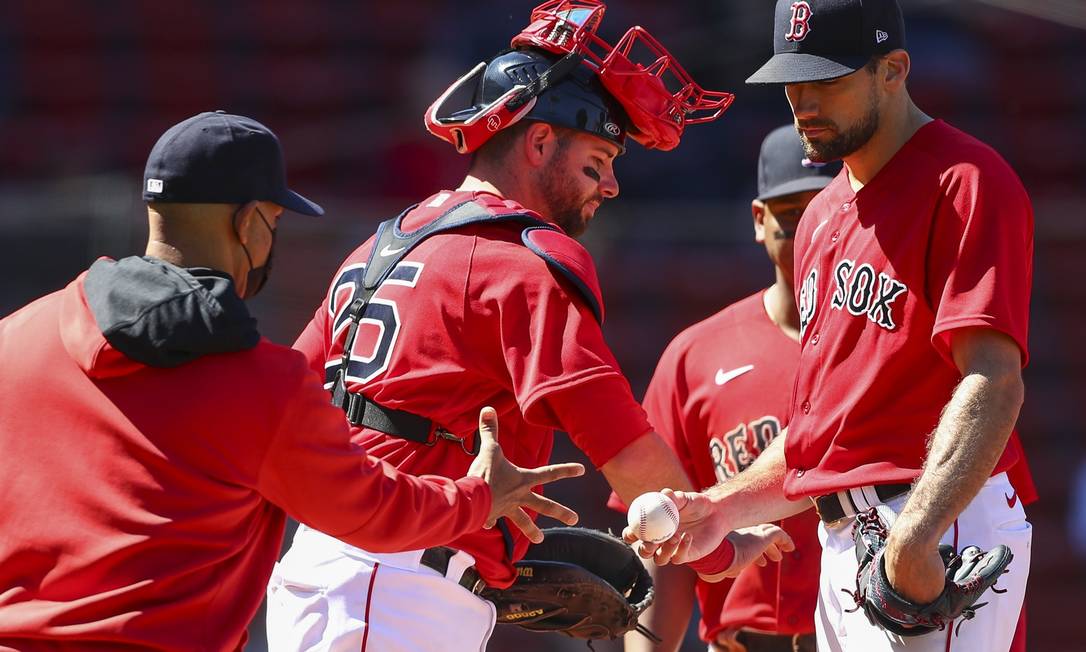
left=539, top=151, right=599, bottom=239
left=799, top=87, right=880, bottom=163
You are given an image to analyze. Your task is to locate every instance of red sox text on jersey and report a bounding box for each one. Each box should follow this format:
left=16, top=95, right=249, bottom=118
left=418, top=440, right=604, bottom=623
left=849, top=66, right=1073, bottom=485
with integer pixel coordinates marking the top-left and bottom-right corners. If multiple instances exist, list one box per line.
left=786, top=120, right=1033, bottom=499
left=799, top=259, right=908, bottom=337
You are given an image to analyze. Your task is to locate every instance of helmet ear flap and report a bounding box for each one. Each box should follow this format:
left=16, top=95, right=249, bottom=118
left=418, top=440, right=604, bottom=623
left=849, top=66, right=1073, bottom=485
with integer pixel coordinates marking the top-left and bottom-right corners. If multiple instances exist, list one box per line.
left=451, top=128, right=467, bottom=153
left=425, top=62, right=490, bottom=154
left=424, top=51, right=581, bottom=154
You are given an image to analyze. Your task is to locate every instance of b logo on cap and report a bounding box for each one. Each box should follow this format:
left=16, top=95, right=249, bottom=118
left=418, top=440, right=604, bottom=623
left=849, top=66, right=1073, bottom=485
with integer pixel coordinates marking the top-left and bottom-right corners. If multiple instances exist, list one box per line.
left=785, top=1, right=813, bottom=42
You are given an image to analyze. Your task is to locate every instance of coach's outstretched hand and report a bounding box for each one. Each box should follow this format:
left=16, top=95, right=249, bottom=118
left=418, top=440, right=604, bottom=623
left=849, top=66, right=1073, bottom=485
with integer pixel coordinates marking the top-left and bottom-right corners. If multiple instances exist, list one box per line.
left=467, top=406, right=584, bottom=544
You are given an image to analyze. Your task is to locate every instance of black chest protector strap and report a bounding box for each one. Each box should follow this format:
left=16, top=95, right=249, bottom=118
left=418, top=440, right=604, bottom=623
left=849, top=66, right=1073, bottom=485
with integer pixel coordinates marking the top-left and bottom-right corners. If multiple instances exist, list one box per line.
left=330, top=199, right=596, bottom=561
left=330, top=200, right=560, bottom=453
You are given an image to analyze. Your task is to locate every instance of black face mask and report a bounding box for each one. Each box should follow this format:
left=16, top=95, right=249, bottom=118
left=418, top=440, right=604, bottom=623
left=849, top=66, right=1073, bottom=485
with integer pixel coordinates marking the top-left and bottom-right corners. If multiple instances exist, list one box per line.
left=237, top=206, right=276, bottom=299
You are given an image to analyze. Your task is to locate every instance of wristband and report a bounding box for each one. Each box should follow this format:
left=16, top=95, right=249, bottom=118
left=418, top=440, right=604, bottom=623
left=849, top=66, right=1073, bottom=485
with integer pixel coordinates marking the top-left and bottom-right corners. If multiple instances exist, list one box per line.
left=687, top=535, right=736, bottom=576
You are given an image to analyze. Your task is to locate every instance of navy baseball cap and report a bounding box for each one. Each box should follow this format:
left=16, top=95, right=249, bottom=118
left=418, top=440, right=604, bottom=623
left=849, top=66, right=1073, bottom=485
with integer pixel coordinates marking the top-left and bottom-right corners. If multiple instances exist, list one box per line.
left=757, top=125, right=841, bottom=201
left=746, top=0, right=905, bottom=85
left=142, top=111, right=323, bottom=216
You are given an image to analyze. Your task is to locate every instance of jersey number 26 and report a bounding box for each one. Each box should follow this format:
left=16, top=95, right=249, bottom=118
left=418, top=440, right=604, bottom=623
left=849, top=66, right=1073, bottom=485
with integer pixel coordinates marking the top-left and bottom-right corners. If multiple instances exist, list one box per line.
left=324, top=261, right=424, bottom=387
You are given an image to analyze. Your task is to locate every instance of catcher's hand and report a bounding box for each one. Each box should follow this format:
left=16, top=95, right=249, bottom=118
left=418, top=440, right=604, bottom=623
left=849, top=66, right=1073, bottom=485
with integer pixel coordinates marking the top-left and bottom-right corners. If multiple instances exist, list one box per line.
left=481, top=528, right=661, bottom=642
left=847, top=508, right=1013, bottom=637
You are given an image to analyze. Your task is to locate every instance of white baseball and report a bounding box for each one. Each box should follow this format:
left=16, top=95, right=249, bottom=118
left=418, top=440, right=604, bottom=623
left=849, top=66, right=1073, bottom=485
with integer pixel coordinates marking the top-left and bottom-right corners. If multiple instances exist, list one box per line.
left=627, top=491, right=680, bottom=544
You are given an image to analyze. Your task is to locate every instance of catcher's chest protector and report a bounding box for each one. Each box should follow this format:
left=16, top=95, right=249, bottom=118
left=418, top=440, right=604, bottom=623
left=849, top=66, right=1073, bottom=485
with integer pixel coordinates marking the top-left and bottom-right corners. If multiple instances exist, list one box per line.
left=328, top=199, right=605, bottom=453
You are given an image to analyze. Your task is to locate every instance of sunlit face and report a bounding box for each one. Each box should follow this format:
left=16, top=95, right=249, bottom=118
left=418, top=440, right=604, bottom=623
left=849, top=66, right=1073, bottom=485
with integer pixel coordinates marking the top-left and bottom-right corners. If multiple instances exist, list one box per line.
left=539, top=131, right=621, bottom=238
left=754, top=190, right=821, bottom=283
left=784, top=64, right=882, bottom=163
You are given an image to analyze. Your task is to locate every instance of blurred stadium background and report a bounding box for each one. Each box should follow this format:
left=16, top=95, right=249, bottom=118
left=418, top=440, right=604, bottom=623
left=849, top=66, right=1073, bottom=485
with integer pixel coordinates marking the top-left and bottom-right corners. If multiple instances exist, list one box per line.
left=1, top=1, right=1083, bottom=650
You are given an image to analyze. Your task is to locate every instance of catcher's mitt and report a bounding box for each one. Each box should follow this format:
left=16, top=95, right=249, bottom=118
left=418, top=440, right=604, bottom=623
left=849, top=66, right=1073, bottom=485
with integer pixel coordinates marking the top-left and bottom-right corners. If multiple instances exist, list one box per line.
left=481, top=527, right=659, bottom=642
left=847, top=507, right=1013, bottom=637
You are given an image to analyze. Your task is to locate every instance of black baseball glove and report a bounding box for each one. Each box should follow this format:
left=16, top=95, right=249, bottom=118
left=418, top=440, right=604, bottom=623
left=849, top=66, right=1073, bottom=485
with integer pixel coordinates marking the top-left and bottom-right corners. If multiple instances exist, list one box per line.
left=847, top=507, right=1013, bottom=637
left=481, top=527, right=659, bottom=642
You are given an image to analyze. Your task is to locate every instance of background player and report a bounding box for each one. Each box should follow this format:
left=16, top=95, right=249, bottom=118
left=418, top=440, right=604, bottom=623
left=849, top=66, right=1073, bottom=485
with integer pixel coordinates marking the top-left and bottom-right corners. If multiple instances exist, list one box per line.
left=267, top=3, right=792, bottom=651
left=628, top=1, right=1035, bottom=650
left=617, top=125, right=836, bottom=652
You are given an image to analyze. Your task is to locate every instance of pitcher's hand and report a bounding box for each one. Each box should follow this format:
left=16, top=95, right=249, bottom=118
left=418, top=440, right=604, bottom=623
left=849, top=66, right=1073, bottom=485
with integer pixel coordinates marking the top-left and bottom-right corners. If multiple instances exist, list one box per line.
left=623, top=488, right=729, bottom=565
left=884, top=535, right=945, bottom=603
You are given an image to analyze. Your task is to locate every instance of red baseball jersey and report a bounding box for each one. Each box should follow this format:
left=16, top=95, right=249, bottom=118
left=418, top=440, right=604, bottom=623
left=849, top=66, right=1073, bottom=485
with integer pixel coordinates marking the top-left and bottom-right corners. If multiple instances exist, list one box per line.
left=295, top=190, right=652, bottom=588
left=787, top=120, right=1034, bottom=498
left=609, top=291, right=820, bottom=641
left=0, top=266, right=490, bottom=651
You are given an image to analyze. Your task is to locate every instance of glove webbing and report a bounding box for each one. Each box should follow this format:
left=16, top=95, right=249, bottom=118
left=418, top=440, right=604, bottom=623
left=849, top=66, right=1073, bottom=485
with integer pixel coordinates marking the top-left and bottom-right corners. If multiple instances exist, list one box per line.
left=846, top=508, right=1011, bottom=637
left=843, top=507, right=889, bottom=613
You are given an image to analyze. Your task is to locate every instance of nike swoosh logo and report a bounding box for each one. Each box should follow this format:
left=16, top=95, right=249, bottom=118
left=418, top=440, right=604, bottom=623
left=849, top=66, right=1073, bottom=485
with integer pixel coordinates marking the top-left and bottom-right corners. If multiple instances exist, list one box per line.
left=715, top=365, right=754, bottom=386
left=810, top=219, right=830, bottom=243
left=379, top=244, right=406, bottom=257
left=1005, top=491, right=1018, bottom=508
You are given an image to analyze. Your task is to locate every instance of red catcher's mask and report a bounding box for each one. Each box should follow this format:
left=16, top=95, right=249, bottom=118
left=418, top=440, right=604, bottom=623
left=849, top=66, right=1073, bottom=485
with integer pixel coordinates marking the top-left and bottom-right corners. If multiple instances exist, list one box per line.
left=425, top=0, right=733, bottom=153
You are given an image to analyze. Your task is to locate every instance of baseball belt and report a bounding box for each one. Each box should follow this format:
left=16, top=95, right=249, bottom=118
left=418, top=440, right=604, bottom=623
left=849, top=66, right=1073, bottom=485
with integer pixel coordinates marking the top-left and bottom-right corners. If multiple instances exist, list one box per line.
left=812, top=483, right=911, bottom=525
left=419, top=546, right=488, bottom=595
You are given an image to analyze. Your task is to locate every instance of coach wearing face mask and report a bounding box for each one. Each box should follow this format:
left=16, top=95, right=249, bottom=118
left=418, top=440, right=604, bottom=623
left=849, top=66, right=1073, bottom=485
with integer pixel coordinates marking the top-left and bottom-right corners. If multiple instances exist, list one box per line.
left=0, top=111, right=583, bottom=651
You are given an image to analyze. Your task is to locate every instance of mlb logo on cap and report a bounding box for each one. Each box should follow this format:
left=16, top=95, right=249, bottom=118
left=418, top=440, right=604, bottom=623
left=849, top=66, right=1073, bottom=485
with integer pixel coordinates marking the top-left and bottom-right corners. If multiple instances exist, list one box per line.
left=747, top=0, right=906, bottom=85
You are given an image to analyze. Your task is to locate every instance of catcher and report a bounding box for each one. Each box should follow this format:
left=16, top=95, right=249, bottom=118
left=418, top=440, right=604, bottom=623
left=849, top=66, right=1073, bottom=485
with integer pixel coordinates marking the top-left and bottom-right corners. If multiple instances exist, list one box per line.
left=266, top=2, right=792, bottom=650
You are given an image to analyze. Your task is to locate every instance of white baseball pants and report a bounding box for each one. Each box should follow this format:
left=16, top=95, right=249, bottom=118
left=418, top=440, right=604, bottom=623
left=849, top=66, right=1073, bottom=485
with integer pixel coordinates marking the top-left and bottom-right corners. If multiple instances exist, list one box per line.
left=266, top=525, right=496, bottom=652
left=815, top=472, right=1031, bottom=652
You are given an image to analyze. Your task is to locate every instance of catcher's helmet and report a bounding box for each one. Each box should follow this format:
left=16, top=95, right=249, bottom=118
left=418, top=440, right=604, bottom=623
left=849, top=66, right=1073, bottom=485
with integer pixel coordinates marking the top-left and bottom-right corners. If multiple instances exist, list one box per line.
left=426, top=48, right=629, bottom=154
left=425, top=1, right=734, bottom=154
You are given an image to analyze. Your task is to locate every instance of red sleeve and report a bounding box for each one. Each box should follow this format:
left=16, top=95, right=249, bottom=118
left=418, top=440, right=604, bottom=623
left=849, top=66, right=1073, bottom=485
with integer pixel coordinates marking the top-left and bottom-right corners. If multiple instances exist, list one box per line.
left=530, top=376, right=653, bottom=469
left=257, top=356, right=491, bottom=552
left=470, top=244, right=648, bottom=468
left=927, top=158, right=1033, bottom=366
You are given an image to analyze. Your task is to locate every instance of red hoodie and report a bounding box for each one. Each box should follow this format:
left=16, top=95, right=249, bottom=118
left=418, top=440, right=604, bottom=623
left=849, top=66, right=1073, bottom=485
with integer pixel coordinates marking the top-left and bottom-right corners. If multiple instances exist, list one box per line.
left=0, top=257, right=490, bottom=651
